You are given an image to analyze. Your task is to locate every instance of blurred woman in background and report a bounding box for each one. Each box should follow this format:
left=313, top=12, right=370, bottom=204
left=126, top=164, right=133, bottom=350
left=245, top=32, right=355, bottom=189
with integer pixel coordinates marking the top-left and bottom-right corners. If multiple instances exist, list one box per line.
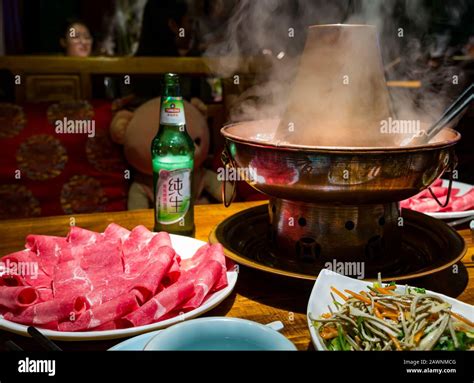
left=60, top=19, right=93, bottom=57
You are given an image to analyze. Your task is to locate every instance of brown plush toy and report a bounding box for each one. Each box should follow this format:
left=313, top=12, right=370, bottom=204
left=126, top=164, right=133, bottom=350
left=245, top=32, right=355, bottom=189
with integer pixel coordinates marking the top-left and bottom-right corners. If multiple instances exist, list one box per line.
left=110, top=97, right=224, bottom=209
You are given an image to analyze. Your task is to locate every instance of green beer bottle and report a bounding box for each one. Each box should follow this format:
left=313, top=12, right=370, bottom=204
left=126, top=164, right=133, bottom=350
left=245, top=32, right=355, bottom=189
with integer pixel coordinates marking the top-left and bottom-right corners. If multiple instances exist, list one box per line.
left=152, top=73, right=195, bottom=236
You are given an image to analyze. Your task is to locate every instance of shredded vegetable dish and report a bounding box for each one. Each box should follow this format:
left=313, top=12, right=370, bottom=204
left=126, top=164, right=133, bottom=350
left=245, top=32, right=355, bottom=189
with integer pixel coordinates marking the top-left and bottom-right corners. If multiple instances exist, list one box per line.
left=309, top=282, right=474, bottom=351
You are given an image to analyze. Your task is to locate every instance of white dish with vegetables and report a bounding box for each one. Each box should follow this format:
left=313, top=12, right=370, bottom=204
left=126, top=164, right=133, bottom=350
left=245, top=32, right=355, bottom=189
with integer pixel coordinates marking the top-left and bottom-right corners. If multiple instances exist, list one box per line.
left=307, top=270, right=474, bottom=351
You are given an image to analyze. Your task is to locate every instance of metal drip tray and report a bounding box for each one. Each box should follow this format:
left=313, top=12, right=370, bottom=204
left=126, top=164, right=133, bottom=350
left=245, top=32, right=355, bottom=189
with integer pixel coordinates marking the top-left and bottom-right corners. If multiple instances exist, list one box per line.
left=210, top=204, right=466, bottom=281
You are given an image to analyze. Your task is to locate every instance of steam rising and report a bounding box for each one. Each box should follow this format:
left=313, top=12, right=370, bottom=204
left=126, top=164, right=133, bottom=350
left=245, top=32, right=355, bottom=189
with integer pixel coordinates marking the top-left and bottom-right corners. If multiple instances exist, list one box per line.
left=277, top=24, right=394, bottom=146
left=203, top=0, right=468, bottom=147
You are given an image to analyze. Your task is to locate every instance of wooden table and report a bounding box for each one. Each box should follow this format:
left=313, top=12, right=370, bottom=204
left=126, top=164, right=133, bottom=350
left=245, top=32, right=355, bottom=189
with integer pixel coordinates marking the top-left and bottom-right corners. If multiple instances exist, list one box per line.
left=0, top=201, right=472, bottom=351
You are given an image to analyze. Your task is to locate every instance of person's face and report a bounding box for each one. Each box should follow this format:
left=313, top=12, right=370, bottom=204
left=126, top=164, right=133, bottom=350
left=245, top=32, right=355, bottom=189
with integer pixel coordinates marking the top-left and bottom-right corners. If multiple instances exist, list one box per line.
left=62, top=23, right=92, bottom=57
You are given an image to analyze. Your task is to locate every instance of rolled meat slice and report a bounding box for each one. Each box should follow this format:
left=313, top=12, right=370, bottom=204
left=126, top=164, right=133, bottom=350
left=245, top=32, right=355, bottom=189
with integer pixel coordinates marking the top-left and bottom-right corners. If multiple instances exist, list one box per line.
left=409, top=197, right=447, bottom=213
left=89, top=320, right=118, bottom=331
left=0, top=286, right=38, bottom=310
left=181, top=260, right=223, bottom=311
left=121, top=225, right=155, bottom=258
left=67, top=226, right=103, bottom=246
left=3, top=295, right=87, bottom=325
left=130, top=246, right=175, bottom=304
left=180, top=244, right=210, bottom=271
left=400, top=184, right=470, bottom=213
left=180, top=243, right=227, bottom=292
left=164, top=257, right=181, bottom=286
left=207, top=244, right=228, bottom=291
left=85, top=280, right=129, bottom=307
left=1, top=249, right=51, bottom=288
left=432, top=179, right=443, bottom=187
left=399, top=199, right=413, bottom=209
left=123, top=233, right=178, bottom=277
left=153, top=232, right=182, bottom=284
left=25, top=234, right=71, bottom=275
left=52, top=259, right=93, bottom=299
left=58, top=292, right=139, bottom=332
left=121, top=280, right=195, bottom=327
left=153, top=231, right=172, bottom=248
left=448, top=188, right=474, bottom=212
left=37, top=287, right=54, bottom=302
left=103, top=223, right=130, bottom=242
left=73, top=240, right=122, bottom=270
left=413, top=186, right=459, bottom=200
left=151, top=232, right=181, bottom=285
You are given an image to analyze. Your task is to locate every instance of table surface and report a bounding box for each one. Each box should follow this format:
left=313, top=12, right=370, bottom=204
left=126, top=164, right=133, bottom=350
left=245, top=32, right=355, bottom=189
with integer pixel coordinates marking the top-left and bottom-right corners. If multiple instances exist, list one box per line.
left=0, top=201, right=472, bottom=351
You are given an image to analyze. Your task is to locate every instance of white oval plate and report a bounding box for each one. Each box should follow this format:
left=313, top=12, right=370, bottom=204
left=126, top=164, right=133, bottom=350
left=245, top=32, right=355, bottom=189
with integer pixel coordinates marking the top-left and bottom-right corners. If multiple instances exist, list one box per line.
left=307, top=270, right=474, bottom=351
left=412, top=180, right=474, bottom=220
left=0, top=235, right=238, bottom=341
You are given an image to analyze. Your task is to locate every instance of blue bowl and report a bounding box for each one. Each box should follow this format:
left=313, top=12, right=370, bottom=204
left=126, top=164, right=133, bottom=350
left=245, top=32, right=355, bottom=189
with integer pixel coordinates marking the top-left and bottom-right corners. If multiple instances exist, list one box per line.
left=143, top=317, right=297, bottom=351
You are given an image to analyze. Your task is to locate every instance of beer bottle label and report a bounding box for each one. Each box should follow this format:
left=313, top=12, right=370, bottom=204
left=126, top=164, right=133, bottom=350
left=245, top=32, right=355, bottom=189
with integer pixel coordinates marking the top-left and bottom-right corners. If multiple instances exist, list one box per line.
left=160, top=97, right=185, bottom=126
left=156, top=168, right=191, bottom=224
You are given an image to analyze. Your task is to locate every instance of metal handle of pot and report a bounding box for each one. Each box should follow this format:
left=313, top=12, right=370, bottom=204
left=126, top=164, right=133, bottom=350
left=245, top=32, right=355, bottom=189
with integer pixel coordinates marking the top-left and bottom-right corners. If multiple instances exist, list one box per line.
left=428, top=153, right=458, bottom=208
left=221, top=144, right=237, bottom=208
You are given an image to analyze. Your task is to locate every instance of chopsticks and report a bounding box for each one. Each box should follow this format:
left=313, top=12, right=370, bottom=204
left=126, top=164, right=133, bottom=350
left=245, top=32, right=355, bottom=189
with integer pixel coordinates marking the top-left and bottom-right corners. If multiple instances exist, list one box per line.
left=3, top=327, right=62, bottom=351
left=425, top=83, right=474, bottom=142
left=4, top=340, right=24, bottom=351
left=27, top=326, right=62, bottom=351
left=401, top=82, right=473, bottom=146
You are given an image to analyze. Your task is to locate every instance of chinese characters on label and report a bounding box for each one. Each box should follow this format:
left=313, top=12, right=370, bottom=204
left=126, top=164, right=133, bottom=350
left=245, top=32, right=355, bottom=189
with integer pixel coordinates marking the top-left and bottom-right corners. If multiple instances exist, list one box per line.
left=156, top=168, right=191, bottom=224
